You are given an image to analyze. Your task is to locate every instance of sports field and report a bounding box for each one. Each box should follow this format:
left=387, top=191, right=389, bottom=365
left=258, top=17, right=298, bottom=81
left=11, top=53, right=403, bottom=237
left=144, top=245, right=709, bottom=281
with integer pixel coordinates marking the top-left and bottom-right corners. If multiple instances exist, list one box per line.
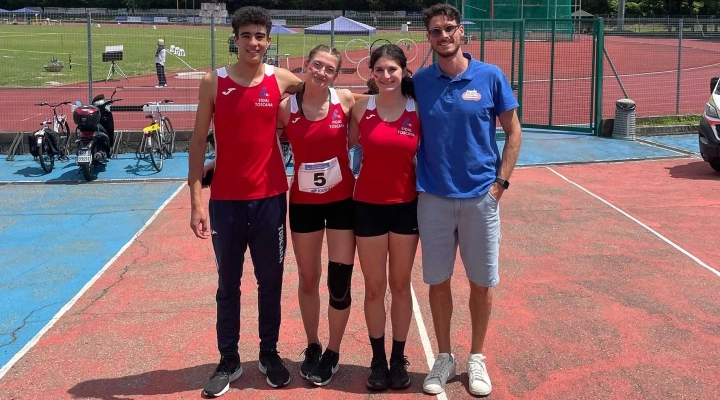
left=0, top=23, right=426, bottom=87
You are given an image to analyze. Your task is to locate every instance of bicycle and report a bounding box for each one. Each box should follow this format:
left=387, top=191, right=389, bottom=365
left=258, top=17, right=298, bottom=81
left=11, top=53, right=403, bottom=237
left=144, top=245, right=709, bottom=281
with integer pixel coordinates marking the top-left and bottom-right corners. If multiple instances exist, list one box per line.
left=140, top=99, right=175, bottom=172
left=30, top=101, right=72, bottom=173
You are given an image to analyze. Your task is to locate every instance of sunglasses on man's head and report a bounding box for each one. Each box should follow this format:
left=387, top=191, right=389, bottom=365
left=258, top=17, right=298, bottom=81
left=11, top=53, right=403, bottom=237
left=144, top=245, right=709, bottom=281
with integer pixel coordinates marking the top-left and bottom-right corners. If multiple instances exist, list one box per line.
left=429, top=25, right=460, bottom=38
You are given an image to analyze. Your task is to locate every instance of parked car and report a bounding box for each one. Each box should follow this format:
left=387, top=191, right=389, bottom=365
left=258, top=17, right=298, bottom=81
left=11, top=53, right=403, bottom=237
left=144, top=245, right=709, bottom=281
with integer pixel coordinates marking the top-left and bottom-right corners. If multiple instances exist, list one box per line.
left=699, top=76, right=720, bottom=172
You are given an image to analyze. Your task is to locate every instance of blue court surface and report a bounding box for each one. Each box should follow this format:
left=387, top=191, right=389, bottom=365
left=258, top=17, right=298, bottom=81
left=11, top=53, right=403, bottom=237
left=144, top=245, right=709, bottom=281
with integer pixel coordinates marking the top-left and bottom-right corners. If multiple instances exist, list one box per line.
left=1, top=153, right=193, bottom=183
left=640, top=134, right=700, bottom=155
left=0, top=130, right=703, bottom=376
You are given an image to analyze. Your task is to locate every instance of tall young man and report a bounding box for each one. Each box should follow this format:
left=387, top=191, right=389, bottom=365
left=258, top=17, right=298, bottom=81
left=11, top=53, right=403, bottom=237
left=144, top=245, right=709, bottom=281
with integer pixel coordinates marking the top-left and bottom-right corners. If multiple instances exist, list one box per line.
left=187, top=6, right=303, bottom=398
left=413, top=3, right=523, bottom=397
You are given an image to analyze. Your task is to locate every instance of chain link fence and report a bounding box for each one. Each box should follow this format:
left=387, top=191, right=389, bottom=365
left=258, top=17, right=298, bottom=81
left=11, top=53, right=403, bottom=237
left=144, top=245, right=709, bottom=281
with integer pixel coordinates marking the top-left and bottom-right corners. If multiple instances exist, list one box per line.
left=602, top=17, right=720, bottom=118
left=1, top=12, right=718, bottom=152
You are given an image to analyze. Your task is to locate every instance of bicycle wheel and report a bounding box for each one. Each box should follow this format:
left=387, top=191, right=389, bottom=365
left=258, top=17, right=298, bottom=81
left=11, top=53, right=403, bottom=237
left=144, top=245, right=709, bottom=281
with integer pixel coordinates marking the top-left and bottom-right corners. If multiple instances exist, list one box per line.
left=148, top=130, right=164, bottom=172
left=37, top=136, right=54, bottom=173
left=161, top=116, right=175, bottom=157
left=344, top=38, right=369, bottom=64
left=396, top=38, right=419, bottom=63
left=57, top=120, right=71, bottom=160
left=356, top=55, right=372, bottom=82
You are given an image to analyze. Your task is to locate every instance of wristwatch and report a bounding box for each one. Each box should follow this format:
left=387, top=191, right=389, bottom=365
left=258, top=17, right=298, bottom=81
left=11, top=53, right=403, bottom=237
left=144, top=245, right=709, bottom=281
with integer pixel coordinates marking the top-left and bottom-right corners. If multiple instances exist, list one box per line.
left=494, top=177, right=510, bottom=189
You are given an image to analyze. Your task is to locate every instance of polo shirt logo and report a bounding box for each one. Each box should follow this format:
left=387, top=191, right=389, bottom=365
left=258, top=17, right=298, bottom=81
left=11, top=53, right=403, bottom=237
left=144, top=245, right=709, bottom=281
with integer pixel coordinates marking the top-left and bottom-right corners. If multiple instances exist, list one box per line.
left=462, top=89, right=481, bottom=101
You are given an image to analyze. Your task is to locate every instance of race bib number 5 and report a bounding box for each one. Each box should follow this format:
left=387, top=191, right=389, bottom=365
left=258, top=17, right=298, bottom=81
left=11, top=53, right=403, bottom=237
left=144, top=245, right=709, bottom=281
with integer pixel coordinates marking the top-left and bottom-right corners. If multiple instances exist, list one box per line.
left=298, top=157, right=342, bottom=194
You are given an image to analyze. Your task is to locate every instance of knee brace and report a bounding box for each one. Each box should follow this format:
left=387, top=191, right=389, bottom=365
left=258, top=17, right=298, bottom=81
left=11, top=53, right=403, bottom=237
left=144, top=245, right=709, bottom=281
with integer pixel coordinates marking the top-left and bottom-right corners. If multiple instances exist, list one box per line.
left=327, top=261, right=353, bottom=310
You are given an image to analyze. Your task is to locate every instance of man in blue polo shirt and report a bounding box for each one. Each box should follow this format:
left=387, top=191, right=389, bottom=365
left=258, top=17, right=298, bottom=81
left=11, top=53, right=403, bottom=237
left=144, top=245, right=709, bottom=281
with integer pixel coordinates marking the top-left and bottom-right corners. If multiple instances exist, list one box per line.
left=413, top=3, right=523, bottom=397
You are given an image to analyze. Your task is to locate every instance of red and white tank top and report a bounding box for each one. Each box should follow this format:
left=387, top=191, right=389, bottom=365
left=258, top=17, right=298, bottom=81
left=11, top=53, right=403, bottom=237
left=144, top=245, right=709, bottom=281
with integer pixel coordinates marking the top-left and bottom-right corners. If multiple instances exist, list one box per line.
left=353, top=96, right=421, bottom=204
left=284, top=88, right=354, bottom=204
left=210, top=65, right=288, bottom=201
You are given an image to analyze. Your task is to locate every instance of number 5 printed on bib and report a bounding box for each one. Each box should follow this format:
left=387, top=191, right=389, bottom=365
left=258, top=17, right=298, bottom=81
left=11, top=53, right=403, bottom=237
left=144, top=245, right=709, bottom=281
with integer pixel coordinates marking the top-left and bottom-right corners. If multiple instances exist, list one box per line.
left=298, top=157, right=343, bottom=194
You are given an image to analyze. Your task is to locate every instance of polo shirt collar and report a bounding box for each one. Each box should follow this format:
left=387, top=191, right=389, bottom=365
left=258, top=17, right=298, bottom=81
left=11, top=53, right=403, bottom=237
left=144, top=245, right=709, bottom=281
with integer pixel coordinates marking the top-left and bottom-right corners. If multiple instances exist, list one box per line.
left=433, top=52, right=476, bottom=81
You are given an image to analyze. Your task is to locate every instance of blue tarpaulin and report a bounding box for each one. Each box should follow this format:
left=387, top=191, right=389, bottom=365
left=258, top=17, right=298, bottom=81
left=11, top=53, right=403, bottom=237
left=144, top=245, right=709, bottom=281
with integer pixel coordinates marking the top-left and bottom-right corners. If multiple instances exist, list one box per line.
left=270, top=25, right=297, bottom=35
left=304, top=16, right=376, bottom=35
left=11, top=8, right=39, bottom=13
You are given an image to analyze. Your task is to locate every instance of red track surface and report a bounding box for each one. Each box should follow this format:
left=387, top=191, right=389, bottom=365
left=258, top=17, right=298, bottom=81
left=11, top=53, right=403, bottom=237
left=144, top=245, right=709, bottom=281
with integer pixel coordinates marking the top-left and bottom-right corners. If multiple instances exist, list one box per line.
left=1, top=158, right=718, bottom=399
left=0, top=36, right=718, bottom=131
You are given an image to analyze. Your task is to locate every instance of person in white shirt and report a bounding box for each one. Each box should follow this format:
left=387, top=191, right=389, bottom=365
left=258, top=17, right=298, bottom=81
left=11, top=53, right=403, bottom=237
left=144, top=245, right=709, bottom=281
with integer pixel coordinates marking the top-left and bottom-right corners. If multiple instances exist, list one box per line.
left=155, top=39, right=167, bottom=88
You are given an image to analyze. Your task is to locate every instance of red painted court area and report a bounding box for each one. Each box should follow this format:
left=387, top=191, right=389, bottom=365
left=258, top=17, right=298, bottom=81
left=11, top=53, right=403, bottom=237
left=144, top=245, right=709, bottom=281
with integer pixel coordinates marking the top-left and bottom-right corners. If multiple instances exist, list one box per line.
left=1, top=158, right=718, bottom=399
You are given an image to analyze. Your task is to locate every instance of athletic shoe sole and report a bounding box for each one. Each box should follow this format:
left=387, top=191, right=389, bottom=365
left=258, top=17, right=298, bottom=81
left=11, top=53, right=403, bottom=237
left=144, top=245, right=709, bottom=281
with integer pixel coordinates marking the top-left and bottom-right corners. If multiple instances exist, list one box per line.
left=258, top=361, right=291, bottom=388
left=422, top=371, right=456, bottom=395
left=310, top=363, right=339, bottom=386
left=202, top=365, right=243, bottom=397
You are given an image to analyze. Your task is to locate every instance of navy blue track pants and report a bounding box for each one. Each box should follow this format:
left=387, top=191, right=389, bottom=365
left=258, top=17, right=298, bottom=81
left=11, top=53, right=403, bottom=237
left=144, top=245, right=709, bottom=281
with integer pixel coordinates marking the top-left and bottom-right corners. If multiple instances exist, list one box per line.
left=208, top=193, right=287, bottom=356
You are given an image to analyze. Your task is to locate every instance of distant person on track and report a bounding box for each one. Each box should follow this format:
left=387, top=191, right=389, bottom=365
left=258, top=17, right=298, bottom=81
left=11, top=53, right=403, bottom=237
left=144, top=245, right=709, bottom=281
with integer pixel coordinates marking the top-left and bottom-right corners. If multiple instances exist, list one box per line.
left=349, top=44, right=420, bottom=392
left=187, top=5, right=304, bottom=398
left=155, top=39, right=167, bottom=88
left=227, top=33, right=238, bottom=65
left=413, top=3, right=523, bottom=397
left=275, top=44, right=357, bottom=387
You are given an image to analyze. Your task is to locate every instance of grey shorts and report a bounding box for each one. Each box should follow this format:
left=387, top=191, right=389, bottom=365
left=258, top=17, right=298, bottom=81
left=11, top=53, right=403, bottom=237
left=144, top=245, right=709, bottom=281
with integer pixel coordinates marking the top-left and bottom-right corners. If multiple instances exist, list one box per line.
left=417, top=191, right=501, bottom=287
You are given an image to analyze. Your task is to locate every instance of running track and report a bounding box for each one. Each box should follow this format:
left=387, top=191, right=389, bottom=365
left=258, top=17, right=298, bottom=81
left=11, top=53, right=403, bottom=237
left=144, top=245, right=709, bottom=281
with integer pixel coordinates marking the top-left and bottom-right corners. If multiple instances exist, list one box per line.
left=1, top=133, right=719, bottom=399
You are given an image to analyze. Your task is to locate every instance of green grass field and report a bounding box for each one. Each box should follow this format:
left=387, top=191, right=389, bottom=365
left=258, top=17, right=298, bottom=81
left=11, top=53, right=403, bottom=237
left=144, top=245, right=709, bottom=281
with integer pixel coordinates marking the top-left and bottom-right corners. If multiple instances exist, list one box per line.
left=0, top=23, right=425, bottom=87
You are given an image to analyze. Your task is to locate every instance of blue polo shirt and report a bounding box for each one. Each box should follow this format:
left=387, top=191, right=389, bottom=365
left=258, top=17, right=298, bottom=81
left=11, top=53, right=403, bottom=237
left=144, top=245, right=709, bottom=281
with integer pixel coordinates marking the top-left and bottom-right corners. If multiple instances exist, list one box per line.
left=413, top=52, right=519, bottom=198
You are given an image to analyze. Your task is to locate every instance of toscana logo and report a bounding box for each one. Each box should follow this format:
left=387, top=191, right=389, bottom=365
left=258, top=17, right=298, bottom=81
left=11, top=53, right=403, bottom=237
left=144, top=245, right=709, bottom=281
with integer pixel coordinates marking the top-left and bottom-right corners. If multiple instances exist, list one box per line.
left=462, top=89, right=481, bottom=101
left=329, top=108, right=344, bottom=129
left=255, top=86, right=273, bottom=107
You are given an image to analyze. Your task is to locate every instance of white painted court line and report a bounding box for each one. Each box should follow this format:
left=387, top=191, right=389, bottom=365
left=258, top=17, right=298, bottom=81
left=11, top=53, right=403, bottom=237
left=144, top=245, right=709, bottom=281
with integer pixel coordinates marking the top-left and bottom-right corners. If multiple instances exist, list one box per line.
left=0, top=183, right=185, bottom=380
left=411, top=283, right=449, bottom=400
left=547, top=167, right=719, bottom=278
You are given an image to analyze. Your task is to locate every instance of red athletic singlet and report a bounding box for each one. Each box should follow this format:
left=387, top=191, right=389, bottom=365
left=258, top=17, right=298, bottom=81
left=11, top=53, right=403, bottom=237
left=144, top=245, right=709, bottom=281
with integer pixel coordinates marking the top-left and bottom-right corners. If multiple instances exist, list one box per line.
left=353, top=96, right=421, bottom=204
left=210, top=65, right=288, bottom=200
left=284, top=88, right=354, bottom=204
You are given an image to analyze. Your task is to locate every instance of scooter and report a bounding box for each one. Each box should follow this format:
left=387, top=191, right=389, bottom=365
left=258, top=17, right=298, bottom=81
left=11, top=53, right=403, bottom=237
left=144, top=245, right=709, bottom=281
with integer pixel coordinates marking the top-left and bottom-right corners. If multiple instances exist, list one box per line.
left=699, top=77, right=720, bottom=172
left=72, top=86, right=122, bottom=181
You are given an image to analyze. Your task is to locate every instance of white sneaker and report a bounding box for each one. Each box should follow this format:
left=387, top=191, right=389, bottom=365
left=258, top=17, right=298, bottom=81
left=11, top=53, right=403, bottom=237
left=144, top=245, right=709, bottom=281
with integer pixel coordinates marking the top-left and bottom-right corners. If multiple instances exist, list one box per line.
left=468, top=353, right=492, bottom=396
left=422, top=353, right=456, bottom=394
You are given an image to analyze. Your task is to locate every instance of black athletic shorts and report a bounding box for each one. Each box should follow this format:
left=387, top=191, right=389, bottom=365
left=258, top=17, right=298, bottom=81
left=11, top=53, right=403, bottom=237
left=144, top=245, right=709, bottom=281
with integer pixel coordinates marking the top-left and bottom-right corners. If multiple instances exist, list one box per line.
left=354, top=198, right=418, bottom=237
left=289, top=197, right=355, bottom=233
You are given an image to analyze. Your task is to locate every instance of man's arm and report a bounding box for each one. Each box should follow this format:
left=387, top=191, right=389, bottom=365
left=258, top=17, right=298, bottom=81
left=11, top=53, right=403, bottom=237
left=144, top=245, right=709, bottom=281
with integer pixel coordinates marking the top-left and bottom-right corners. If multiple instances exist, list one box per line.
left=276, top=96, right=291, bottom=138
left=188, top=71, right=216, bottom=239
left=348, top=97, right=367, bottom=148
left=274, top=67, right=303, bottom=95
left=492, top=108, right=522, bottom=200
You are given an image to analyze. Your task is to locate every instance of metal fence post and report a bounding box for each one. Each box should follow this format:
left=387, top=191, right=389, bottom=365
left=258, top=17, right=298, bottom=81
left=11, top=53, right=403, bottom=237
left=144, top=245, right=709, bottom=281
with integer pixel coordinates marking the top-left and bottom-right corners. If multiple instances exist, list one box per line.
left=87, top=12, right=93, bottom=104
left=675, top=18, right=683, bottom=115
left=549, top=19, right=556, bottom=126
left=517, top=19, right=525, bottom=125
left=593, top=18, right=604, bottom=137
left=211, top=17, right=216, bottom=71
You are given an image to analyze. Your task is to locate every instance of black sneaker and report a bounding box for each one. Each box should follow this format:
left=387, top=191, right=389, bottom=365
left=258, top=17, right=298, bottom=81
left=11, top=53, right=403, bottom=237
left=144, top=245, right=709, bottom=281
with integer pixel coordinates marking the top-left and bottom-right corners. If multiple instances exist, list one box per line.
left=366, top=357, right=390, bottom=391
left=300, top=343, right=322, bottom=379
left=309, top=349, right=340, bottom=386
left=202, top=355, right=243, bottom=397
left=258, top=350, right=291, bottom=388
left=389, top=356, right=411, bottom=389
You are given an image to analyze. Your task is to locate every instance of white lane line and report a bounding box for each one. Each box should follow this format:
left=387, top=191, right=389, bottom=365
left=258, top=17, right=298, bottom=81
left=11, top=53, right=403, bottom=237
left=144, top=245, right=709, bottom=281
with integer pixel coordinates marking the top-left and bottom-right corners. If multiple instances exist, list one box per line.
left=547, top=167, right=719, bottom=277
left=411, top=283, right=449, bottom=400
left=0, top=183, right=185, bottom=380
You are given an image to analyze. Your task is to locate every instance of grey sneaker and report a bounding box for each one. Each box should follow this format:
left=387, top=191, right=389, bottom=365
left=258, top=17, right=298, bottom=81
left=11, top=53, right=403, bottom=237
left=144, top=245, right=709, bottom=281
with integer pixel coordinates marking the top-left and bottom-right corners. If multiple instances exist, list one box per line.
left=422, top=353, right=456, bottom=394
left=468, top=353, right=492, bottom=396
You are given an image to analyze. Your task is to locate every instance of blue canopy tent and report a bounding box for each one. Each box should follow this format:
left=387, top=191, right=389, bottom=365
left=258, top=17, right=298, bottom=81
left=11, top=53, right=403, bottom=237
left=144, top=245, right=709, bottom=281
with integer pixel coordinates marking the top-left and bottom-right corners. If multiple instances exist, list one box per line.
left=302, top=17, right=376, bottom=73
left=304, top=16, right=376, bottom=35
left=12, top=8, right=39, bottom=13
left=271, top=25, right=296, bottom=35
left=266, top=25, right=297, bottom=67
left=0, top=9, right=10, bottom=12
